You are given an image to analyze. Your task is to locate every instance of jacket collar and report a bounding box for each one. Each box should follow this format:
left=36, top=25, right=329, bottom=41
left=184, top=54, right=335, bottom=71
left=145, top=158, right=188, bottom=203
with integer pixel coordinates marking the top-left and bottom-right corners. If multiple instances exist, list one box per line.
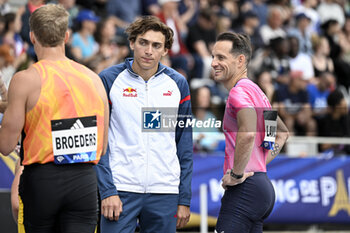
left=124, top=57, right=167, bottom=79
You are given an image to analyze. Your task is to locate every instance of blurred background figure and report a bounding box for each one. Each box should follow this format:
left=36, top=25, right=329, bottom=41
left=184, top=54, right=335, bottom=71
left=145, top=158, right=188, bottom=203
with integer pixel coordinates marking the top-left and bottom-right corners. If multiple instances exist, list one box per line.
left=157, top=0, right=193, bottom=79
left=288, top=35, right=314, bottom=82
left=71, top=9, right=99, bottom=63
left=177, top=0, right=198, bottom=27
left=0, top=15, right=5, bottom=40
left=235, top=11, right=263, bottom=54
left=317, top=0, right=345, bottom=27
left=293, top=0, right=320, bottom=34
left=0, top=44, right=15, bottom=89
left=0, top=0, right=11, bottom=16
left=3, top=12, right=27, bottom=64
left=192, top=86, right=222, bottom=153
left=19, top=0, right=46, bottom=60
left=106, top=0, right=141, bottom=29
left=216, top=8, right=232, bottom=35
left=307, top=72, right=336, bottom=119
left=322, top=19, right=350, bottom=89
left=261, top=36, right=290, bottom=85
left=142, top=0, right=161, bottom=16
left=240, top=0, right=268, bottom=28
left=87, top=17, right=129, bottom=73
left=56, top=0, right=79, bottom=27
left=273, top=70, right=316, bottom=136
left=322, top=19, right=342, bottom=61
left=186, top=8, right=216, bottom=80
left=311, top=35, right=334, bottom=78
left=318, top=89, right=350, bottom=155
left=288, top=13, right=313, bottom=55
left=0, top=72, right=7, bottom=115
left=340, top=15, right=350, bottom=64
left=256, top=69, right=275, bottom=102
left=259, top=6, right=286, bottom=46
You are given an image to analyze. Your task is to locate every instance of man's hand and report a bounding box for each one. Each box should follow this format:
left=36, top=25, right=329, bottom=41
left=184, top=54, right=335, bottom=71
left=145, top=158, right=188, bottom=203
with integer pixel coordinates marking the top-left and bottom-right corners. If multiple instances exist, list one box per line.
left=101, top=195, right=123, bottom=221
left=176, top=205, right=190, bottom=229
left=221, top=169, right=254, bottom=190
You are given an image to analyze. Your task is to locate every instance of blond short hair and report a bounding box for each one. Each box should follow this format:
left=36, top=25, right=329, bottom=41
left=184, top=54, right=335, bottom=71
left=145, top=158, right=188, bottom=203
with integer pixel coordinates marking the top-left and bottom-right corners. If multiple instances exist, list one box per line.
left=29, top=4, right=69, bottom=47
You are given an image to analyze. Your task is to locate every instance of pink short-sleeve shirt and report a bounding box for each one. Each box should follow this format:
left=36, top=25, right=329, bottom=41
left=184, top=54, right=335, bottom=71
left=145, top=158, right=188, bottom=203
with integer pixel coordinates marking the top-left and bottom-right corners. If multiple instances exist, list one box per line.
left=223, top=78, right=272, bottom=173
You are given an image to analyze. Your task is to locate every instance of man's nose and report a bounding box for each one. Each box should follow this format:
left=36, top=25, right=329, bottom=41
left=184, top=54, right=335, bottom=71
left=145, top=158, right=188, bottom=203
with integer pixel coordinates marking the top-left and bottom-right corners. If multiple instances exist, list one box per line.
left=145, top=44, right=152, bottom=54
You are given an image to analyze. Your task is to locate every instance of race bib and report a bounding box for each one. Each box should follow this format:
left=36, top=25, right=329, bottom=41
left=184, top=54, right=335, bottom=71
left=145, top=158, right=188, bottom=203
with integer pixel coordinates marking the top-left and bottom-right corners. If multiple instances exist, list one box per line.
left=51, top=116, right=97, bottom=164
left=261, top=110, right=277, bottom=150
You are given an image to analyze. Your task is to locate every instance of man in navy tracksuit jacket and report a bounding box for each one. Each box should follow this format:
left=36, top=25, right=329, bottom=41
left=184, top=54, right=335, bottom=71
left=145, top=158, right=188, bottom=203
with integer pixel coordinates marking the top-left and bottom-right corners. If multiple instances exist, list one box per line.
left=94, top=16, right=193, bottom=233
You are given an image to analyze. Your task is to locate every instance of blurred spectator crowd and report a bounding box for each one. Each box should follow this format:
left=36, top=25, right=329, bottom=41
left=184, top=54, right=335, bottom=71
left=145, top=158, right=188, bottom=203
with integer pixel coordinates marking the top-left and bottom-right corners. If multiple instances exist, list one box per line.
left=0, top=0, right=349, bottom=155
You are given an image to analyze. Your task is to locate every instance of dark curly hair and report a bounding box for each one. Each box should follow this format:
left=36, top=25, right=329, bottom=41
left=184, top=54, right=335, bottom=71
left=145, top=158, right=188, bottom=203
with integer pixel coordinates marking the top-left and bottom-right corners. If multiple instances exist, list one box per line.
left=125, top=16, right=174, bottom=50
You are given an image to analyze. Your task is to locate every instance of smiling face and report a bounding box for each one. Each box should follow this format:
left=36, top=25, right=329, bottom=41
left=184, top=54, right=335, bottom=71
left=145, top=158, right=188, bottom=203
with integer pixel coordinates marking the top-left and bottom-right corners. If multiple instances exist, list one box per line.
left=130, top=30, right=168, bottom=78
left=211, top=40, right=240, bottom=85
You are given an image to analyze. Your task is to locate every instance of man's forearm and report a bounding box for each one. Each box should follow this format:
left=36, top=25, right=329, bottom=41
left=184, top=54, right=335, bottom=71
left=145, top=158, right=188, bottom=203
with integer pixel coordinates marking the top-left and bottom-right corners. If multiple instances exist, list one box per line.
left=266, top=116, right=289, bottom=164
left=94, top=150, right=119, bottom=200
left=233, top=131, right=256, bottom=174
left=266, top=137, right=285, bottom=164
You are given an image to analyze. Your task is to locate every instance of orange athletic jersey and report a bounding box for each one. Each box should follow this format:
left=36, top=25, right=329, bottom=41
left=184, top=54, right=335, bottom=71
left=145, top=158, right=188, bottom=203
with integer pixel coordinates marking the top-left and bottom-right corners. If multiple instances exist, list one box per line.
left=22, top=60, right=105, bottom=165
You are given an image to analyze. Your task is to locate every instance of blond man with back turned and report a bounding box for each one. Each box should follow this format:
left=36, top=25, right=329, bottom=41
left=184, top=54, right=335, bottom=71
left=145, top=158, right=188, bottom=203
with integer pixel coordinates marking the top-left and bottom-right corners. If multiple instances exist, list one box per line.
left=0, top=4, right=109, bottom=233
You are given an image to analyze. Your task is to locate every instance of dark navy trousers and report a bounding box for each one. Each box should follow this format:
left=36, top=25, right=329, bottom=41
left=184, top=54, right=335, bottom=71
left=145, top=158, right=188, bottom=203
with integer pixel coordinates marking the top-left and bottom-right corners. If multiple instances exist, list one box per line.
left=100, top=191, right=178, bottom=233
left=215, top=172, right=275, bottom=233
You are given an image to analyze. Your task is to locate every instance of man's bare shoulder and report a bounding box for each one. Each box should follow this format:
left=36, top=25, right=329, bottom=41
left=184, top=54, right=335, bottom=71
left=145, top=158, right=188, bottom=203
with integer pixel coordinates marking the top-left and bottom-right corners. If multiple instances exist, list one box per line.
left=74, top=63, right=107, bottom=99
left=81, top=65, right=101, bottom=81
left=9, top=66, right=40, bottom=92
left=77, top=64, right=105, bottom=89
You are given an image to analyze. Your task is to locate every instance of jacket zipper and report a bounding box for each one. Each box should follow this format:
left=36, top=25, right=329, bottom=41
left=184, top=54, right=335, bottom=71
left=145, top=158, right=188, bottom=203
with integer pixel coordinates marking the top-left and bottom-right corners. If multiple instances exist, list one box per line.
left=145, top=81, right=149, bottom=193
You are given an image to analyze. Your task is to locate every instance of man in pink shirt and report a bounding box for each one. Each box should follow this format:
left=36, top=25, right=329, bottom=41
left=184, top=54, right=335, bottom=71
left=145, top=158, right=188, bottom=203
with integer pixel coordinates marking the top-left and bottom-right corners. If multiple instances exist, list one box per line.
left=211, top=32, right=289, bottom=233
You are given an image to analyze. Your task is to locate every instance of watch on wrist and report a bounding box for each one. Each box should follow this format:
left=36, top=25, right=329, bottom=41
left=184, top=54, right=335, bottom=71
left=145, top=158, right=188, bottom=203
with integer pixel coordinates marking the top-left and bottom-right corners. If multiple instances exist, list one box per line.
left=230, top=169, right=243, bottom=179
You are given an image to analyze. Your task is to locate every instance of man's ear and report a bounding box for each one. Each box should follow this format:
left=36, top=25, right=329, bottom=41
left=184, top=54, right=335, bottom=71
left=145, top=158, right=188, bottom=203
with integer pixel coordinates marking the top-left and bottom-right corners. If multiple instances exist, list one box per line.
left=162, top=48, right=168, bottom=57
left=238, top=54, right=246, bottom=68
left=29, top=31, right=35, bottom=45
left=64, top=30, right=69, bottom=44
left=129, top=40, right=135, bottom=51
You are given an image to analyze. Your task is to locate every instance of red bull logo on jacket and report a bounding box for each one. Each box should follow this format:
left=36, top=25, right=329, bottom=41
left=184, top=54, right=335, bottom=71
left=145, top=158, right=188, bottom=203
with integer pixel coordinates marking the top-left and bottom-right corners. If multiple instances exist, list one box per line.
left=123, top=87, right=137, bottom=97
